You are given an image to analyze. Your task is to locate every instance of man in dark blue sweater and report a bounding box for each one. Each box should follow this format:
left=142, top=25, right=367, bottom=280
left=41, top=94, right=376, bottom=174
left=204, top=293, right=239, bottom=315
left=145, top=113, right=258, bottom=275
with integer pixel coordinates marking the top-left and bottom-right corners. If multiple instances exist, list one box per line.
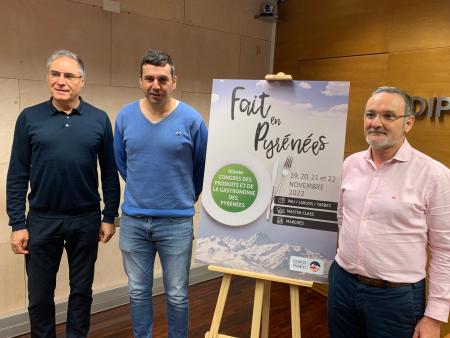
left=114, top=50, right=208, bottom=338
left=6, top=50, right=120, bottom=338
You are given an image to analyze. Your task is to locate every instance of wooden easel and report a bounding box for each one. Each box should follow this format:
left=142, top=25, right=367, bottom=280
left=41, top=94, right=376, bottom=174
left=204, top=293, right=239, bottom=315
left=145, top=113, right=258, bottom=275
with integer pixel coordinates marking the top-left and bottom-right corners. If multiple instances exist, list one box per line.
left=205, top=265, right=313, bottom=338
left=206, top=71, right=305, bottom=337
left=264, top=72, right=293, bottom=81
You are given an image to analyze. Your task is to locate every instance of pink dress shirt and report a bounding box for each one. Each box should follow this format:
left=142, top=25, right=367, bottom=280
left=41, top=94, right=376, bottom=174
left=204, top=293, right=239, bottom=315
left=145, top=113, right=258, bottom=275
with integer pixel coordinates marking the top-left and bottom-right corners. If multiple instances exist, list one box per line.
left=336, top=139, right=450, bottom=322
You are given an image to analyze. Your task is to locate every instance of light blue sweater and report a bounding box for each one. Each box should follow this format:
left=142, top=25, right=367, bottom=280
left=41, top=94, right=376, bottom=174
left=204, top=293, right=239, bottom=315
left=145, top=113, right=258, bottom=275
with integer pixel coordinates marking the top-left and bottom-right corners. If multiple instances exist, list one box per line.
left=114, top=100, right=208, bottom=217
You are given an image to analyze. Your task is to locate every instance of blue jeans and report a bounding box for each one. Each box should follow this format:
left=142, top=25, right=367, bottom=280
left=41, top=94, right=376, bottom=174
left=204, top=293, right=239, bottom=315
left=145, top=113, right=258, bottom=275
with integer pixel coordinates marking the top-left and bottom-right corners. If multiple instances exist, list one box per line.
left=119, top=214, right=193, bottom=338
left=327, top=261, right=425, bottom=338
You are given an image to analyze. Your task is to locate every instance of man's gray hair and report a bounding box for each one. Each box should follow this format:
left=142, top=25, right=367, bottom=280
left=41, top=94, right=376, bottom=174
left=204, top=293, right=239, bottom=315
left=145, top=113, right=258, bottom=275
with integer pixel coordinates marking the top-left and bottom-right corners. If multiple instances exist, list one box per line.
left=46, top=50, right=85, bottom=77
left=371, top=86, right=414, bottom=116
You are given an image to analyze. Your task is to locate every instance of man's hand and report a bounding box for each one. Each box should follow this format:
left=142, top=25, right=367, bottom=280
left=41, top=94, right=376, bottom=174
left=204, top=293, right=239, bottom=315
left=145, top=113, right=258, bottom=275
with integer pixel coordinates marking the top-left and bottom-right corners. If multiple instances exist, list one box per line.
left=99, top=222, right=115, bottom=243
left=413, top=316, right=440, bottom=338
left=10, top=229, right=29, bottom=254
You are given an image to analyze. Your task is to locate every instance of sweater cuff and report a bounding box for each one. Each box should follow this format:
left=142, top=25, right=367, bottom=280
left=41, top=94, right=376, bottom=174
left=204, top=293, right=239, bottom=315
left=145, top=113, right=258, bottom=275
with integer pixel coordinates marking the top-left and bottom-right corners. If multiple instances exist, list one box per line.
left=102, top=215, right=115, bottom=225
left=11, top=223, right=27, bottom=232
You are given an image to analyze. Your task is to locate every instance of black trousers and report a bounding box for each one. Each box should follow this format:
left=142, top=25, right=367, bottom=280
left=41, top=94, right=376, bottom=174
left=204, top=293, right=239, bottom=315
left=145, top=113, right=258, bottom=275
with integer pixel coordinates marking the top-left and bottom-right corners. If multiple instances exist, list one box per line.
left=25, top=211, right=101, bottom=338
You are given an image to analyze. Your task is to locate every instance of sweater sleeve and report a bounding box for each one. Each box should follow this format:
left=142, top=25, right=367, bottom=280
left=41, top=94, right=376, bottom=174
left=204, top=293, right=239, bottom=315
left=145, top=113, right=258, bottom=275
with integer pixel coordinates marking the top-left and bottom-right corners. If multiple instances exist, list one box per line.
left=192, top=120, right=208, bottom=201
left=113, top=113, right=128, bottom=181
left=98, top=115, right=121, bottom=224
left=7, top=112, right=31, bottom=231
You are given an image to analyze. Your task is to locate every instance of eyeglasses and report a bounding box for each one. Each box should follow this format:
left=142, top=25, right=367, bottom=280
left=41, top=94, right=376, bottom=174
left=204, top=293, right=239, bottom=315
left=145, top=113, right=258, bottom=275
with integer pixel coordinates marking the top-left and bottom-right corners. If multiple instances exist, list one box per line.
left=363, top=111, right=412, bottom=122
left=48, top=70, right=83, bottom=82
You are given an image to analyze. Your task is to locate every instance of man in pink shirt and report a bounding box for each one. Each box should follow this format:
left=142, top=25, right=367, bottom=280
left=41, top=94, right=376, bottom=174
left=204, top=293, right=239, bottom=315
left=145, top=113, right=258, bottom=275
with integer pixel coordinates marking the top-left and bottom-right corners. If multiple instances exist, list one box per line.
left=328, top=86, right=450, bottom=338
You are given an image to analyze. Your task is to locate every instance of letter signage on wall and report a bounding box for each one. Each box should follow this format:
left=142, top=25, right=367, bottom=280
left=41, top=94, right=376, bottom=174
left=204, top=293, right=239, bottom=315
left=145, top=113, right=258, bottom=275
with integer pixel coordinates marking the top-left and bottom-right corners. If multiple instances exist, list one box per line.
left=412, top=96, right=450, bottom=118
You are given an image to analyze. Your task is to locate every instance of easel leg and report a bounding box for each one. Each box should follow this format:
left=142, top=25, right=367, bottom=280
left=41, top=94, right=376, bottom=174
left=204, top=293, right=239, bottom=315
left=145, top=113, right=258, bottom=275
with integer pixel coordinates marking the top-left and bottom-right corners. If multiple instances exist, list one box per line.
left=205, top=266, right=313, bottom=338
left=206, top=273, right=232, bottom=338
left=290, top=285, right=301, bottom=338
left=250, top=279, right=265, bottom=338
left=260, top=281, right=271, bottom=338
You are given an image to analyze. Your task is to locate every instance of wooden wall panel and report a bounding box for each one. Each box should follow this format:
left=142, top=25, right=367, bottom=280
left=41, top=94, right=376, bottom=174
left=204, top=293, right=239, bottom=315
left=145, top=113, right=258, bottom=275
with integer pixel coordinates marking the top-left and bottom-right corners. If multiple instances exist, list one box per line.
left=120, top=0, right=184, bottom=23
left=0, top=79, right=20, bottom=243
left=179, top=26, right=241, bottom=93
left=73, top=0, right=185, bottom=23
left=273, top=42, right=301, bottom=79
left=0, top=242, right=27, bottom=314
left=272, top=60, right=299, bottom=80
left=181, top=92, right=212, bottom=126
left=111, top=13, right=241, bottom=93
left=239, top=36, right=272, bottom=79
left=387, top=48, right=450, bottom=166
left=390, top=0, right=450, bottom=51
left=0, top=79, right=19, bottom=167
left=387, top=49, right=450, bottom=96
left=298, top=55, right=388, bottom=155
left=276, top=0, right=391, bottom=60
left=0, top=164, right=13, bottom=243
left=111, top=13, right=186, bottom=88
left=186, top=0, right=272, bottom=41
left=0, top=0, right=111, bottom=84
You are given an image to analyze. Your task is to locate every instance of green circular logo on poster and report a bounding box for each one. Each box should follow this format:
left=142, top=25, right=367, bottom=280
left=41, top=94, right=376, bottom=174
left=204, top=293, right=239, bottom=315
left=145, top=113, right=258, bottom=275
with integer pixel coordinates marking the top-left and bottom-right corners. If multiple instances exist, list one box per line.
left=211, top=164, right=258, bottom=212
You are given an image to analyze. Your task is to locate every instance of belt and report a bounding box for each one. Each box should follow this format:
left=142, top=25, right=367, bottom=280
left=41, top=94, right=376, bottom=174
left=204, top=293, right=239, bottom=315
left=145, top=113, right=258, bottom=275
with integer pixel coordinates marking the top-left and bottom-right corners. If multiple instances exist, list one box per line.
left=354, top=274, right=412, bottom=288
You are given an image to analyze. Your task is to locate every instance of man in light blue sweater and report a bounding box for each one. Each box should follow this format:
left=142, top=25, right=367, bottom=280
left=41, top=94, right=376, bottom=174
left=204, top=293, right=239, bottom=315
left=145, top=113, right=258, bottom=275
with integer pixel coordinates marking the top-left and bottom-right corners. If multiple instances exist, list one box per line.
left=113, top=50, right=208, bottom=338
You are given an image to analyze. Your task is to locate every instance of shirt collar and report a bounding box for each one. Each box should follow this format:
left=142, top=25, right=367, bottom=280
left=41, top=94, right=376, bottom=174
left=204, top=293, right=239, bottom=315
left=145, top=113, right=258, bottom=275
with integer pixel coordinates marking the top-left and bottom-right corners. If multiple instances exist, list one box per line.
left=47, top=97, right=84, bottom=115
left=364, top=138, right=412, bottom=163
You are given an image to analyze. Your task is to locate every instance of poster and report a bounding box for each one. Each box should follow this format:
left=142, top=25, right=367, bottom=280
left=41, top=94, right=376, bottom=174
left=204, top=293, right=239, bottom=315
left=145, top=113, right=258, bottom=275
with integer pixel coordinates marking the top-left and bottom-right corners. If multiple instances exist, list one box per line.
left=195, top=79, right=349, bottom=283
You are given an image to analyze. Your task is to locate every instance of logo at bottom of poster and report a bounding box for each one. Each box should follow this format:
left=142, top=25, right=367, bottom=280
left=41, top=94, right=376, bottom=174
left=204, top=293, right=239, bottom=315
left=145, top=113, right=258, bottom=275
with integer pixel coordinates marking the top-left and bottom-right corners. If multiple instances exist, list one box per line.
left=289, top=256, right=325, bottom=275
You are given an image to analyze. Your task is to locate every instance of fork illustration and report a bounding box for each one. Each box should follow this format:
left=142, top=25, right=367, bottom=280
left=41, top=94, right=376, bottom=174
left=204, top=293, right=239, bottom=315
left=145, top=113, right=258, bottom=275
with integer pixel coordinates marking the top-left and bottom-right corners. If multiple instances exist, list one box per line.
left=266, top=155, right=293, bottom=220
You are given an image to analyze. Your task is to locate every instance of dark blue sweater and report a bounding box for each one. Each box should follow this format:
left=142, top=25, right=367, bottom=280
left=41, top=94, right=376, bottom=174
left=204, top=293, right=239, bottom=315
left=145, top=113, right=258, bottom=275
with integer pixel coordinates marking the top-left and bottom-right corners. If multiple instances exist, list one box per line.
left=7, top=99, right=120, bottom=230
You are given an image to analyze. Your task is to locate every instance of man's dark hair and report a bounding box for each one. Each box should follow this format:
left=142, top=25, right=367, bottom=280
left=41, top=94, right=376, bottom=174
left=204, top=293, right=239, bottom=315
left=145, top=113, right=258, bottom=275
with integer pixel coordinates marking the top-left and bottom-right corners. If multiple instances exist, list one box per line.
left=140, top=50, right=175, bottom=78
left=310, top=261, right=320, bottom=267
